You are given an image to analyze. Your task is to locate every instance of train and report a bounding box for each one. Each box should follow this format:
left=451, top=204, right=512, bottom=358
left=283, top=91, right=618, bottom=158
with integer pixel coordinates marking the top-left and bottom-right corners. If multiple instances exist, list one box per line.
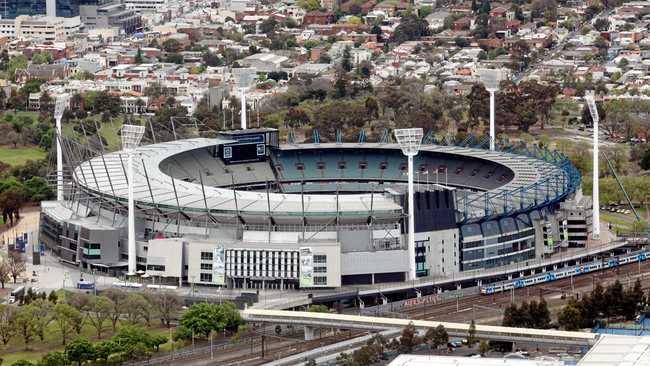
left=480, top=250, right=649, bottom=295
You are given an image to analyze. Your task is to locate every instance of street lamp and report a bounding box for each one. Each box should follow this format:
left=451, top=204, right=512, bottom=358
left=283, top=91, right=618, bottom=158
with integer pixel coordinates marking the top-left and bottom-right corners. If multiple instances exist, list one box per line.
left=478, top=68, right=504, bottom=151
left=585, top=92, right=600, bottom=240
left=394, top=128, right=423, bottom=281
left=54, top=94, right=69, bottom=201
left=121, top=124, right=145, bottom=276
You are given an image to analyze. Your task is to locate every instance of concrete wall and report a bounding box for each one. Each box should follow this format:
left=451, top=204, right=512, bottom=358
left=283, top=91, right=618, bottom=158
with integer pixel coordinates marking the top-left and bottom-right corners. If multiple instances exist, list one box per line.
left=146, top=238, right=183, bottom=278
left=341, top=249, right=409, bottom=276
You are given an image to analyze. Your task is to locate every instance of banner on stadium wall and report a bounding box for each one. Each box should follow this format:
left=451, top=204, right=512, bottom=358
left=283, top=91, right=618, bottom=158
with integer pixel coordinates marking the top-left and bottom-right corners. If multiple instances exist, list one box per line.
left=213, top=246, right=225, bottom=285
left=299, top=247, right=313, bottom=287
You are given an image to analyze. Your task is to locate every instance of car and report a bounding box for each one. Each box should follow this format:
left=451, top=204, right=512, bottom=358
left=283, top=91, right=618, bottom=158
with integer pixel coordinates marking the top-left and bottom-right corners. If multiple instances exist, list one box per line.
left=448, top=341, right=462, bottom=348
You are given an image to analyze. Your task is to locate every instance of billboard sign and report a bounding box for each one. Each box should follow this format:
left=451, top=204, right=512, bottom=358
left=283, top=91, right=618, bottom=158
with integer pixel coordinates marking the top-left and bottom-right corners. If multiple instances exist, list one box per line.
left=299, top=247, right=313, bottom=287
left=213, top=246, right=225, bottom=286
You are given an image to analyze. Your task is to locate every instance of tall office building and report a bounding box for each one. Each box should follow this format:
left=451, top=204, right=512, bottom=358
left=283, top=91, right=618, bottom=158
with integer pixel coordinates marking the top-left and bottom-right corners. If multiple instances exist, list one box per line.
left=0, top=0, right=80, bottom=19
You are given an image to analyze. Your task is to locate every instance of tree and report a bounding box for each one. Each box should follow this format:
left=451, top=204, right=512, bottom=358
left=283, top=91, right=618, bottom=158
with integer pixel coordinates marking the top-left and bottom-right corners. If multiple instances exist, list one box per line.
left=7, top=55, right=27, bottom=81
left=260, top=17, right=278, bottom=34
left=285, top=106, right=310, bottom=128
left=31, top=299, right=53, bottom=342
left=179, top=302, right=242, bottom=338
left=15, top=305, right=37, bottom=349
left=24, top=176, right=53, bottom=201
left=510, top=40, right=531, bottom=70
left=93, top=340, right=118, bottom=364
left=48, top=290, right=58, bottom=303
left=479, top=0, right=491, bottom=14
left=425, top=324, right=448, bottom=350
left=148, top=291, right=181, bottom=328
left=39, top=351, right=68, bottom=366
left=135, top=48, right=144, bottom=64
left=393, top=14, right=429, bottom=43
left=558, top=300, right=584, bottom=331
left=123, top=292, right=150, bottom=325
left=85, top=296, right=113, bottom=338
left=479, top=340, right=490, bottom=356
left=399, top=322, right=419, bottom=353
left=454, top=37, right=470, bottom=48
left=618, top=58, right=629, bottom=69
left=594, top=18, right=610, bottom=31
left=467, top=320, right=477, bottom=346
left=308, top=304, right=329, bottom=313
left=371, top=24, right=382, bottom=40
left=0, top=259, right=9, bottom=288
left=162, top=39, right=181, bottom=53
left=166, top=53, right=183, bottom=64
left=103, top=288, right=126, bottom=332
left=6, top=252, right=25, bottom=283
left=341, top=46, right=353, bottom=72
left=467, top=83, right=490, bottom=128
left=53, top=303, right=83, bottom=345
left=0, top=304, right=16, bottom=345
left=31, top=53, right=51, bottom=65
left=65, top=337, right=95, bottom=366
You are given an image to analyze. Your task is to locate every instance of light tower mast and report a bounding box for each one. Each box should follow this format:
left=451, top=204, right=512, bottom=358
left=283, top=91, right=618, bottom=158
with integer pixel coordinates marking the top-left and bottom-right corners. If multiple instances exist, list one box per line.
left=478, top=69, right=504, bottom=151
left=585, top=92, right=600, bottom=240
left=394, top=128, right=424, bottom=281
left=121, top=124, right=145, bottom=275
left=54, top=94, right=69, bottom=202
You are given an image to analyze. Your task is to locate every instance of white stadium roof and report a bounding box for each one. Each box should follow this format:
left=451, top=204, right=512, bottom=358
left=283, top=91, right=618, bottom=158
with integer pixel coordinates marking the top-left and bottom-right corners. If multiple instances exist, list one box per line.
left=72, top=139, right=570, bottom=222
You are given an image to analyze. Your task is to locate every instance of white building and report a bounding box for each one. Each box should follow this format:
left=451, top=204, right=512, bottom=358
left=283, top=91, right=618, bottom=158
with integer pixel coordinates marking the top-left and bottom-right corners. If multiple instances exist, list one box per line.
left=241, top=53, right=289, bottom=73
left=0, top=16, right=67, bottom=41
left=124, top=0, right=168, bottom=13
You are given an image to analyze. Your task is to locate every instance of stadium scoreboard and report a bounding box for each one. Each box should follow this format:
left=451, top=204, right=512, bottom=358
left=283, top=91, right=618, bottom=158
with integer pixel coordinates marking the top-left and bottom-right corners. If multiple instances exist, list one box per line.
left=216, top=128, right=279, bottom=164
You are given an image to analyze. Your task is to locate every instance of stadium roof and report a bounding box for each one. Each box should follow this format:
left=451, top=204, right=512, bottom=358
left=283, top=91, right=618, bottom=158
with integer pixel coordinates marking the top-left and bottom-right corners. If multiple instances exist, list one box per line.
left=578, top=334, right=650, bottom=366
left=388, top=355, right=563, bottom=366
left=72, top=139, right=571, bottom=223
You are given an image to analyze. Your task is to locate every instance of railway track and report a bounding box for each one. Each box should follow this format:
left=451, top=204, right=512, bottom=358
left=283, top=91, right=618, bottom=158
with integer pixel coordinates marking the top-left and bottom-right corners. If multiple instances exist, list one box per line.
left=400, top=257, right=650, bottom=323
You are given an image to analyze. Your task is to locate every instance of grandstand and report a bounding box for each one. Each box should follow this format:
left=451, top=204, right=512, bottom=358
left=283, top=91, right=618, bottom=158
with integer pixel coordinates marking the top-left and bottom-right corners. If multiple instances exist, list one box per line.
left=39, top=128, right=589, bottom=290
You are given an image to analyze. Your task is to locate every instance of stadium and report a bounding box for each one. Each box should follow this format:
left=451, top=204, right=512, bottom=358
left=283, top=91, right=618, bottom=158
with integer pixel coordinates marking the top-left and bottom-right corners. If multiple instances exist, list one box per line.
left=39, top=126, right=589, bottom=291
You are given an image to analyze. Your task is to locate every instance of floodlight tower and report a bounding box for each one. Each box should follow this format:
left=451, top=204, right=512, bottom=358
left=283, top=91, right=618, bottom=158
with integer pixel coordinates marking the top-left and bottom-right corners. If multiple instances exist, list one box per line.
left=237, top=73, right=253, bottom=130
left=394, top=128, right=424, bottom=281
left=54, top=94, right=69, bottom=201
left=585, top=92, right=600, bottom=240
left=121, top=124, right=145, bottom=276
left=478, top=69, right=503, bottom=151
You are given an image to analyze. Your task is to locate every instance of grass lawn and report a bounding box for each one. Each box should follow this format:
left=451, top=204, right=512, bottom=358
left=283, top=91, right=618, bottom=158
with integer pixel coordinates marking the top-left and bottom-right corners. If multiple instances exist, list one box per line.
left=2, top=350, right=52, bottom=364
left=0, top=145, right=46, bottom=166
left=1, top=111, right=39, bottom=123
left=0, top=320, right=173, bottom=364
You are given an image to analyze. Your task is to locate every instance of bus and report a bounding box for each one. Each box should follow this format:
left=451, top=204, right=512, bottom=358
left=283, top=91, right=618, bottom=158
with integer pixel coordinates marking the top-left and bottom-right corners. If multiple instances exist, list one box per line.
left=9, top=286, right=25, bottom=304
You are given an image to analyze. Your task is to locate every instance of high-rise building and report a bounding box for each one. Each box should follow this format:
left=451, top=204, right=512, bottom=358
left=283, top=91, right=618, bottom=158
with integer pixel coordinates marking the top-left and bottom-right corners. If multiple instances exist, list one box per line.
left=0, top=0, right=80, bottom=19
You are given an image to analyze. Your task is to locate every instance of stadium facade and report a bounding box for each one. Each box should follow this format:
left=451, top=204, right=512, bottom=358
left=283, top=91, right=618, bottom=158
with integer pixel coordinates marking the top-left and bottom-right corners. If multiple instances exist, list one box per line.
left=39, top=128, right=591, bottom=290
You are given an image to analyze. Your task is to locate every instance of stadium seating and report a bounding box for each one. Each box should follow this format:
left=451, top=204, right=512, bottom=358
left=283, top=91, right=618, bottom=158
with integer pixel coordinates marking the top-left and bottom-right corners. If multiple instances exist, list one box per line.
left=269, top=148, right=514, bottom=192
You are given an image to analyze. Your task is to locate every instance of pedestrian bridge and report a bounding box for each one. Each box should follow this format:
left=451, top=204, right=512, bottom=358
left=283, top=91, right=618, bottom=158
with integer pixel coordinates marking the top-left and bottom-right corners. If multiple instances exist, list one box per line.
left=242, top=309, right=598, bottom=346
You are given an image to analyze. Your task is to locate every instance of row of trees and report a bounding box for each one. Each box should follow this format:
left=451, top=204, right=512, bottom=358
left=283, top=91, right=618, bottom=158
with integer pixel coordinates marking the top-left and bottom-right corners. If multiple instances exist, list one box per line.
left=501, top=298, right=552, bottom=329
left=557, top=279, right=645, bottom=330
left=333, top=323, right=450, bottom=366
left=10, top=326, right=168, bottom=366
left=0, top=175, right=52, bottom=226
left=0, top=288, right=184, bottom=349
left=468, top=80, right=561, bottom=133
left=331, top=321, right=490, bottom=366
left=0, top=111, right=56, bottom=151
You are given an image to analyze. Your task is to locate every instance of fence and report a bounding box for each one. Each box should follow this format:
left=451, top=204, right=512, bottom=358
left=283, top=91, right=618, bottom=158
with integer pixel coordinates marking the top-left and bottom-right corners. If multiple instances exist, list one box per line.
left=359, top=287, right=480, bottom=316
